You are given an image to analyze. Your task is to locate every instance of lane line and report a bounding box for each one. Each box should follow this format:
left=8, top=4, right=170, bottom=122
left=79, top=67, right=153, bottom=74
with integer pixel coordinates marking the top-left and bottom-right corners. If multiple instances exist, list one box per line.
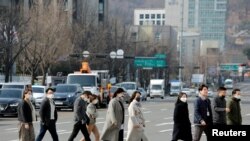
left=156, top=122, right=173, bottom=126
left=159, top=129, right=173, bottom=133
left=164, top=117, right=173, bottom=120
left=143, top=111, right=152, bottom=114
left=5, top=128, right=18, bottom=131
left=96, top=122, right=105, bottom=124
left=160, top=109, right=167, bottom=111
left=56, top=122, right=71, bottom=125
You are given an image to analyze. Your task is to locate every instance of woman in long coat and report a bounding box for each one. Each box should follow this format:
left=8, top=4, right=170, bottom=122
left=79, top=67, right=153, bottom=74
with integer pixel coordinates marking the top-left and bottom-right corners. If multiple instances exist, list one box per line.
left=172, top=92, right=192, bottom=141
left=126, top=91, right=148, bottom=141
left=101, top=88, right=125, bottom=141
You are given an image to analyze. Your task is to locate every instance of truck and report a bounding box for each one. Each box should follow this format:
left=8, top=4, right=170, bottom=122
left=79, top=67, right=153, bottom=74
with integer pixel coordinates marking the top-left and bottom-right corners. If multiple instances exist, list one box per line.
left=170, top=81, right=182, bottom=96
left=66, top=61, right=109, bottom=108
left=224, top=79, right=234, bottom=89
left=149, top=79, right=165, bottom=99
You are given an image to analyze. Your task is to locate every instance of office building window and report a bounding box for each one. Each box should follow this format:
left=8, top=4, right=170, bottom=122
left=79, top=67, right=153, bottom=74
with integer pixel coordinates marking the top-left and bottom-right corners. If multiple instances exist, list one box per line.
left=140, top=14, right=144, bottom=19
left=145, top=14, right=149, bottom=19
left=152, top=21, right=155, bottom=25
left=157, top=14, right=161, bottom=19
left=162, top=14, right=165, bottom=19
left=162, top=21, right=165, bottom=25
left=151, top=14, right=155, bottom=19
left=139, top=21, right=143, bottom=25
left=157, top=20, right=161, bottom=25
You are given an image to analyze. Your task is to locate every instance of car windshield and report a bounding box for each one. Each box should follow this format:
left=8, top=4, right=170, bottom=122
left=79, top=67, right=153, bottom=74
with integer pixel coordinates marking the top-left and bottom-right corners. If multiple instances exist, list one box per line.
left=138, top=88, right=145, bottom=92
left=56, top=85, right=77, bottom=93
left=152, top=85, right=162, bottom=90
left=225, top=81, right=232, bottom=84
left=121, top=83, right=136, bottom=90
left=32, top=87, right=44, bottom=93
left=171, top=86, right=180, bottom=90
left=0, top=90, right=22, bottom=98
left=67, top=75, right=96, bottom=87
left=110, top=87, right=118, bottom=93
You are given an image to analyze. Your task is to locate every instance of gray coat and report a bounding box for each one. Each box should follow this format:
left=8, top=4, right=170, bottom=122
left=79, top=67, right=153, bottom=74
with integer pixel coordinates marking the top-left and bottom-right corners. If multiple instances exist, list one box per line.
left=73, top=97, right=89, bottom=124
left=101, top=98, right=124, bottom=141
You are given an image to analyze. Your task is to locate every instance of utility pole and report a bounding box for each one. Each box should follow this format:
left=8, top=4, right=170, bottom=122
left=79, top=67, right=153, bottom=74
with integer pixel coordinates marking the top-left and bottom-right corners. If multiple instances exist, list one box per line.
left=179, top=0, right=184, bottom=83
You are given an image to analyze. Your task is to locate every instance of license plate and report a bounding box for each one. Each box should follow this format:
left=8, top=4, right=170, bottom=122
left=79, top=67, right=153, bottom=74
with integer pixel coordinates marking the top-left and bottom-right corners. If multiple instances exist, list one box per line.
left=55, top=102, right=63, bottom=105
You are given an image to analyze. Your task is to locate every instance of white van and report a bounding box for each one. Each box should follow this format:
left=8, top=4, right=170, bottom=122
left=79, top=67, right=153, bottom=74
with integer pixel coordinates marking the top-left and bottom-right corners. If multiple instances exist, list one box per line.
left=224, top=79, right=234, bottom=89
left=149, top=79, right=165, bottom=99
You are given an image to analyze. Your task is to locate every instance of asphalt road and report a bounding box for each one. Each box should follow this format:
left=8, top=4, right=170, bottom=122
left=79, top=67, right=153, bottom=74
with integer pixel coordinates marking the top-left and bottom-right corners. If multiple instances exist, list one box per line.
left=1, top=82, right=250, bottom=141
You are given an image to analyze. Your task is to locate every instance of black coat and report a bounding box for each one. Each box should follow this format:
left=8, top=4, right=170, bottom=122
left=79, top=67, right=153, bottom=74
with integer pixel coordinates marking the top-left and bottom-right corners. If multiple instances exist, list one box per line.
left=172, top=101, right=192, bottom=141
left=39, top=97, right=58, bottom=126
left=18, top=100, right=33, bottom=123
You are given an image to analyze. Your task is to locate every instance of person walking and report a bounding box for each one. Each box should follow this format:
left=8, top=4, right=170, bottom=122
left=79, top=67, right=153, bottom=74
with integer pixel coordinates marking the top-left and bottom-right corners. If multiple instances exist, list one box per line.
left=36, top=87, right=59, bottom=141
left=172, top=92, right=192, bottom=141
left=193, top=84, right=213, bottom=141
left=126, top=91, right=148, bottom=141
left=227, top=88, right=242, bottom=125
left=212, top=87, right=230, bottom=125
left=101, top=88, right=125, bottom=141
left=80, top=94, right=100, bottom=141
left=68, top=91, right=91, bottom=141
left=18, top=88, right=36, bottom=141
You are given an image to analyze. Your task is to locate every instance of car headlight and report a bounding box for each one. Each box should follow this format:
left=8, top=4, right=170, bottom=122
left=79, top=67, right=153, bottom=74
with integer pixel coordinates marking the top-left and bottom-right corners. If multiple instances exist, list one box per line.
left=68, top=94, right=74, bottom=97
left=10, top=102, right=19, bottom=107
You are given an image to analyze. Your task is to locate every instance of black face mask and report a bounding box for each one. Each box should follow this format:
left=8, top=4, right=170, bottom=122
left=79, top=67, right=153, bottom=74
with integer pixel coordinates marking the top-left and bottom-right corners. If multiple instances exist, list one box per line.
left=220, top=96, right=225, bottom=99
left=136, top=97, right=141, bottom=102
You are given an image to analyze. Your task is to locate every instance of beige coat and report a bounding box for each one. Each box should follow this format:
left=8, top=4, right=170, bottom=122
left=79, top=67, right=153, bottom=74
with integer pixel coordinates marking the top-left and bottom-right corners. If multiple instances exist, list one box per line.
left=126, top=100, right=148, bottom=141
left=101, top=98, right=124, bottom=141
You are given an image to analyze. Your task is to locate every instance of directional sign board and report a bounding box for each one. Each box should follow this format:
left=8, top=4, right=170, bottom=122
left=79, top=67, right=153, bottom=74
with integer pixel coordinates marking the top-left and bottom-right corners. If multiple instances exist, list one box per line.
left=220, top=64, right=239, bottom=71
left=134, top=57, right=166, bottom=68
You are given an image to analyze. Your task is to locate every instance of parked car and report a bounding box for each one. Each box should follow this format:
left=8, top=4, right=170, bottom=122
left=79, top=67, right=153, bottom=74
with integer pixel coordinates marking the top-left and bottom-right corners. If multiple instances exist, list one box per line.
left=138, top=87, right=147, bottom=101
left=32, top=85, right=47, bottom=108
left=108, top=86, right=130, bottom=104
left=53, top=84, right=83, bottom=110
left=0, top=88, right=23, bottom=117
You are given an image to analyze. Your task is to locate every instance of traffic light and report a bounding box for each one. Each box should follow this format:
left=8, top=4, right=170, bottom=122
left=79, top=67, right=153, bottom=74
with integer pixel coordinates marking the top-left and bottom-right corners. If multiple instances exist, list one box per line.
left=239, top=63, right=246, bottom=66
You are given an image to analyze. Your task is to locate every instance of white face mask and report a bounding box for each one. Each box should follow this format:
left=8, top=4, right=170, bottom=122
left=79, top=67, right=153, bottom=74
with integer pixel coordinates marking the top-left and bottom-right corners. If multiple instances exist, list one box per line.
left=92, top=99, right=98, bottom=104
left=28, top=95, right=33, bottom=101
left=47, top=94, right=54, bottom=99
left=180, top=97, right=187, bottom=103
left=234, top=95, right=241, bottom=99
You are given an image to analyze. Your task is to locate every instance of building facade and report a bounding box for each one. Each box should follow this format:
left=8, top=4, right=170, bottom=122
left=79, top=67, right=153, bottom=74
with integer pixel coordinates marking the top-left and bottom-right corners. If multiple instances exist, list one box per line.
left=134, top=9, right=165, bottom=26
left=188, top=0, right=227, bottom=50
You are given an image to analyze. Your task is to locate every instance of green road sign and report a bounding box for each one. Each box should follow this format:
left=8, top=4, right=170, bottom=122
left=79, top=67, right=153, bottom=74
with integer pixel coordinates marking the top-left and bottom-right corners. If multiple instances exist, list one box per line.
left=154, top=54, right=166, bottom=59
left=134, top=57, right=166, bottom=68
left=220, top=64, right=239, bottom=71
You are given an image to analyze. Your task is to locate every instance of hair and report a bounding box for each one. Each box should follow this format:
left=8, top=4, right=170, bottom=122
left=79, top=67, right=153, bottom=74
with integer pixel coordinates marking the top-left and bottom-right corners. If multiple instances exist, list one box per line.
left=89, top=94, right=97, bottom=102
left=22, top=89, right=32, bottom=99
left=129, top=91, right=141, bottom=105
left=217, top=86, right=227, bottom=92
left=46, top=87, right=55, bottom=93
left=175, top=92, right=187, bottom=105
left=82, top=91, right=92, bottom=97
left=198, top=84, right=208, bottom=91
left=113, top=88, right=125, bottom=98
left=232, top=88, right=240, bottom=95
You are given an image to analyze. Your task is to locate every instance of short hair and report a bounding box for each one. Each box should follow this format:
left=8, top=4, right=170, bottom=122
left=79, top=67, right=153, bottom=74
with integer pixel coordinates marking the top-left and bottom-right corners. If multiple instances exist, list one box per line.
left=46, top=87, right=55, bottom=93
left=232, top=88, right=240, bottom=95
left=198, top=84, right=208, bottom=91
left=217, top=86, right=227, bottom=91
left=82, top=91, right=92, bottom=96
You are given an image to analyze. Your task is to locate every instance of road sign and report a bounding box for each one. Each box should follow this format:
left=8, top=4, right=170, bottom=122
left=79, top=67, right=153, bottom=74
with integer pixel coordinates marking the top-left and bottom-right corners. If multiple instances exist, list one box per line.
left=154, top=54, right=166, bottom=59
left=134, top=57, right=166, bottom=68
left=220, top=64, right=239, bottom=71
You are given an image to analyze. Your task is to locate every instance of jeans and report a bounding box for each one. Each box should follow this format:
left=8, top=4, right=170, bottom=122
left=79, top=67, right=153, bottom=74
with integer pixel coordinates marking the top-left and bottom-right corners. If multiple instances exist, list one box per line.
left=36, top=120, right=59, bottom=141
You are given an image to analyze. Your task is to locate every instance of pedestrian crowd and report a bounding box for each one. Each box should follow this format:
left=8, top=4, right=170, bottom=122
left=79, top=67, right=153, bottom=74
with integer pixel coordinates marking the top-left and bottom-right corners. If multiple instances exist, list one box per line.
left=17, top=84, right=242, bottom=141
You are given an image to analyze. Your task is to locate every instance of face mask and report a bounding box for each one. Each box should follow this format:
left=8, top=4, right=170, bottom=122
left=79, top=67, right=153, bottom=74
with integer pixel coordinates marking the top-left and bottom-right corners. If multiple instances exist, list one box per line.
left=28, top=95, right=33, bottom=101
left=118, top=95, right=124, bottom=101
left=47, top=94, right=54, bottom=99
left=220, top=95, right=225, bottom=99
left=234, top=95, right=241, bottom=99
left=136, top=97, right=140, bottom=102
left=180, top=97, right=187, bottom=103
left=92, top=99, right=98, bottom=104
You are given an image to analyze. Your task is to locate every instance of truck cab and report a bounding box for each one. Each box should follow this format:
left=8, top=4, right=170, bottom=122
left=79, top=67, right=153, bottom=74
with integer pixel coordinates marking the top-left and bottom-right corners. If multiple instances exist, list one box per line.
left=170, top=81, right=182, bottom=96
left=149, top=79, right=165, bottom=99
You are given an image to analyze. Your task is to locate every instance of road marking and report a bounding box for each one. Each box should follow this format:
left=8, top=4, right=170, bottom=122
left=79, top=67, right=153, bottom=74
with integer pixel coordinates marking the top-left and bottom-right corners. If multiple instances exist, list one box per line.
left=156, top=122, right=173, bottom=126
left=246, top=114, right=250, bottom=116
left=159, top=129, right=173, bottom=132
left=96, top=117, right=104, bottom=120
left=164, top=117, right=173, bottom=120
left=145, top=120, right=150, bottom=123
left=9, top=140, right=18, bottom=141
left=5, top=128, right=18, bottom=131
left=58, top=131, right=72, bottom=135
left=56, top=122, right=71, bottom=125
left=160, top=109, right=167, bottom=111
left=143, top=111, right=152, bottom=114
left=96, top=122, right=105, bottom=124
left=57, top=130, right=66, bottom=133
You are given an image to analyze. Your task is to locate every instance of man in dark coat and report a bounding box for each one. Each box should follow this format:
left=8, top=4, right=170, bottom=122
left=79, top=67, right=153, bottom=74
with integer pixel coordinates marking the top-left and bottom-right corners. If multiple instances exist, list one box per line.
left=227, top=88, right=242, bottom=125
left=36, top=88, right=59, bottom=141
left=68, top=91, right=91, bottom=141
left=193, top=84, right=213, bottom=141
left=172, top=92, right=192, bottom=141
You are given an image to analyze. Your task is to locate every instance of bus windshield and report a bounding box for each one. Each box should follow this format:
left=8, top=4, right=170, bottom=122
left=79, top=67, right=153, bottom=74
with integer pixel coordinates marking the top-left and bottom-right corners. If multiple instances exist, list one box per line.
left=67, top=75, right=96, bottom=87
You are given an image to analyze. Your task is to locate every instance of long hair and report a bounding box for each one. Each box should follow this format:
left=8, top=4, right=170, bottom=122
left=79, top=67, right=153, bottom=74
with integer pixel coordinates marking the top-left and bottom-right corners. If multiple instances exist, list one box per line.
left=175, top=92, right=187, bottom=105
left=113, top=88, right=125, bottom=98
left=22, top=88, right=32, bottom=100
left=129, top=91, right=141, bottom=105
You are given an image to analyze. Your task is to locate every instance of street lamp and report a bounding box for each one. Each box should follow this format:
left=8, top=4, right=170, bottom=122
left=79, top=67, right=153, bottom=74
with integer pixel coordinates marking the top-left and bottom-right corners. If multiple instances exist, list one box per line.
left=82, top=51, right=90, bottom=58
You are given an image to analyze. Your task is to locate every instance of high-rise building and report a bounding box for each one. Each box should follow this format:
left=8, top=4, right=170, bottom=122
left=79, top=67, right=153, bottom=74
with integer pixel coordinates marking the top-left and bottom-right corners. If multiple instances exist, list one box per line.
left=134, top=9, right=166, bottom=26
left=188, top=0, right=227, bottom=49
